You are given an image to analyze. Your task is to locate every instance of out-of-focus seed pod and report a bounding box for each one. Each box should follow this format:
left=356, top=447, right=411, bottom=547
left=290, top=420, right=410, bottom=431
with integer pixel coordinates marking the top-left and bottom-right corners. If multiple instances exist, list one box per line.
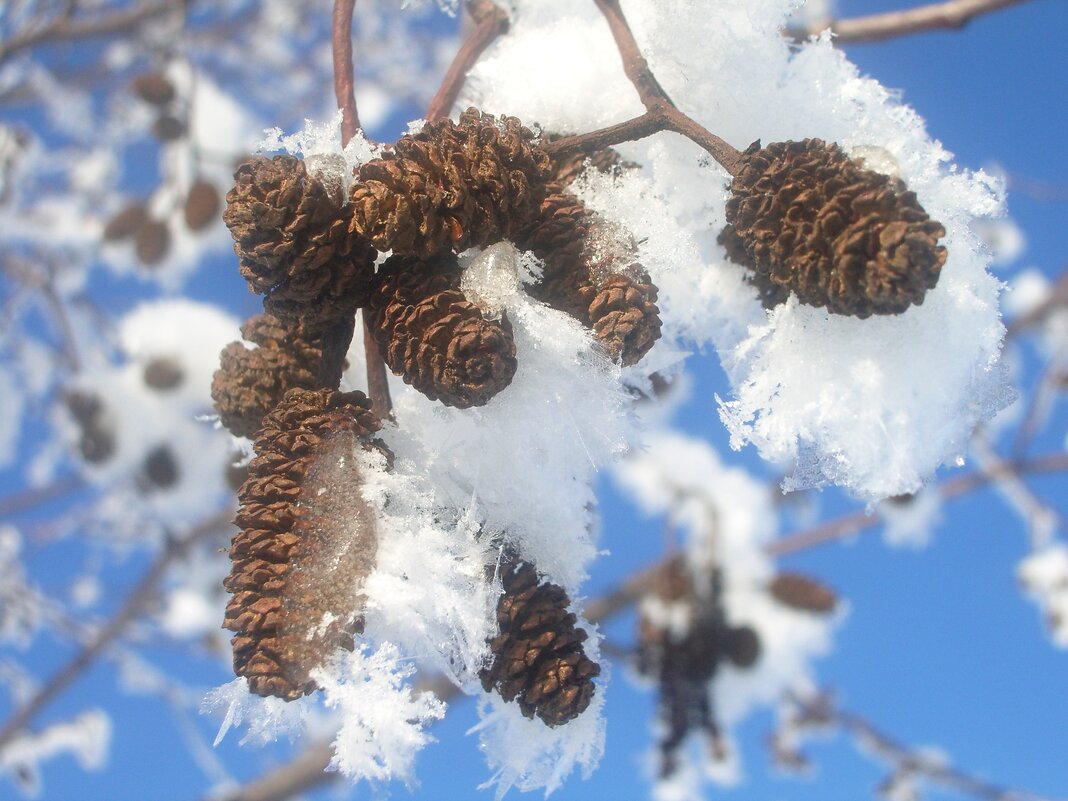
left=134, top=218, right=170, bottom=266
left=183, top=180, right=221, bottom=231
left=142, top=357, right=184, bottom=391
left=131, top=73, right=176, bottom=106
left=63, top=390, right=116, bottom=464
left=103, top=202, right=149, bottom=242
left=480, top=558, right=600, bottom=726
left=152, top=114, right=186, bottom=142
left=768, top=572, right=838, bottom=614
left=142, top=444, right=180, bottom=489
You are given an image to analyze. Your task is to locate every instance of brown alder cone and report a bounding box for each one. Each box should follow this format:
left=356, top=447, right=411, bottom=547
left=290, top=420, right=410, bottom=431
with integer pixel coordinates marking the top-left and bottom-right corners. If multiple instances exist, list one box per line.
left=211, top=314, right=322, bottom=439
left=223, top=155, right=375, bottom=328
left=480, top=559, right=600, bottom=727
left=514, top=183, right=661, bottom=365
left=636, top=562, right=761, bottom=777
left=350, top=108, right=553, bottom=258
left=768, top=572, right=838, bottom=614
left=224, top=388, right=389, bottom=701
left=719, top=138, right=946, bottom=318
left=365, top=252, right=517, bottom=408
left=183, top=180, right=221, bottom=231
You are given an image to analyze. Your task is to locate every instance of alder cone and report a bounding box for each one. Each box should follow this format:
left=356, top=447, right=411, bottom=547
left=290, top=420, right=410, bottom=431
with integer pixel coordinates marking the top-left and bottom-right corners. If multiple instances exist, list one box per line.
left=224, top=155, right=375, bottom=327
left=211, top=314, right=322, bottom=439
left=183, top=180, right=221, bottom=231
left=515, top=184, right=661, bottom=365
left=365, top=253, right=517, bottom=408
left=480, top=559, right=600, bottom=726
left=224, top=388, right=388, bottom=701
left=350, top=107, right=553, bottom=258
left=720, top=139, right=946, bottom=318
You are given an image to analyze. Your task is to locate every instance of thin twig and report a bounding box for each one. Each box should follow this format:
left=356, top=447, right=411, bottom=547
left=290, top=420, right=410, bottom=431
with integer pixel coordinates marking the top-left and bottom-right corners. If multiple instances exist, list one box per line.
left=786, top=690, right=1057, bottom=801
left=0, top=510, right=231, bottom=754
left=332, top=0, right=361, bottom=142
left=787, top=0, right=1035, bottom=44
left=0, top=0, right=179, bottom=64
left=0, top=473, right=85, bottom=520
left=424, top=0, right=509, bottom=122
left=769, top=452, right=1068, bottom=556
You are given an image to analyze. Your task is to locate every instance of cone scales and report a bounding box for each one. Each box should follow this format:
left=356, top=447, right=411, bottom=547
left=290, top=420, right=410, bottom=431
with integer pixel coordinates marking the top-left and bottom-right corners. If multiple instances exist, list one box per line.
left=224, top=389, right=390, bottom=700
left=480, top=558, right=600, bottom=727
left=720, top=139, right=946, bottom=318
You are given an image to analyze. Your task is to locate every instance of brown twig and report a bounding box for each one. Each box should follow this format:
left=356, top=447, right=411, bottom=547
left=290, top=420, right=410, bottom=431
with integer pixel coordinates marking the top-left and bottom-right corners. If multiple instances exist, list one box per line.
left=332, top=0, right=361, bottom=142
left=0, top=473, right=85, bottom=520
left=0, top=0, right=179, bottom=65
left=0, top=510, right=231, bottom=754
left=424, top=0, right=509, bottom=122
left=787, top=0, right=1035, bottom=44
left=544, top=0, right=743, bottom=175
left=769, top=452, right=1068, bottom=556
left=785, top=690, right=1057, bottom=801
left=331, top=0, right=393, bottom=419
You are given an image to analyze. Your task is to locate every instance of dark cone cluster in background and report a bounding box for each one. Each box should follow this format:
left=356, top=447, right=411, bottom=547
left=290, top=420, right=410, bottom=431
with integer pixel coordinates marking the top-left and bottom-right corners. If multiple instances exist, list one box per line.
left=636, top=562, right=761, bottom=778
left=223, top=389, right=388, bottom=701
left=720, top=138, right=946, bottom=318
left=480, top=559, right=600, bottom=726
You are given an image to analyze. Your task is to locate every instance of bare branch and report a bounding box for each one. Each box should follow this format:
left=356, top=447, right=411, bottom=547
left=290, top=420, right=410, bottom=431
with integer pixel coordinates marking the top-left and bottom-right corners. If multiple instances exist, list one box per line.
left=0, top=510, right=232, bottom=753
left=785, top=689, right=1058, bottom=801
left=332, top=0, right=361, bottom=142
left=0, top=0, right=180, bottom=65
left=0, top=473, right=85, bottom=520
left=788, top=0, right=1035, bottom=44
left=425, top=0, right=509, bottom=122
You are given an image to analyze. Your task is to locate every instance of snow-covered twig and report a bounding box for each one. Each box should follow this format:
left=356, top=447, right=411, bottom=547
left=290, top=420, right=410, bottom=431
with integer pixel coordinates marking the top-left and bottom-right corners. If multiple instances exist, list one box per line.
left=425, top=0, right=510, bottom=122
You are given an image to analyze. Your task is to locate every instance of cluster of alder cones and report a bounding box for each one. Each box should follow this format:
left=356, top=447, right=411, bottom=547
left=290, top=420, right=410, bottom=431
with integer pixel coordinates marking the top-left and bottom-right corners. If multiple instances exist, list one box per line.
left=637, top=563, right=838, bottom=777
left=210, top=105, right=947, bottom=725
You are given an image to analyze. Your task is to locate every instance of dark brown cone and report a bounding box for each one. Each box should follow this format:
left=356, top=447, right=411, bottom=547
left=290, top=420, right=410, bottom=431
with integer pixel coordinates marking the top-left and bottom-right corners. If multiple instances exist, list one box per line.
left=514, top=184, right=661, bottom=366
left=211, top=314, right=323, bottom=439
left=143, top=357, right=184, bottom=391
left=350, top=108, right=553, bottom=258
left=224, top=155, right=376, bottom=328
left=365, top=252, right=517, bottom=408
left=480, top=559, right=600, bottom=726
left=768, top=572, right=838, bottom=614
left=63, top=390, right=116, bottom=464
left=719, top=139, right=947, bottom=318
left=152, top=114, right=186, bottom=142
left=223, top=388, right=389, bottom=701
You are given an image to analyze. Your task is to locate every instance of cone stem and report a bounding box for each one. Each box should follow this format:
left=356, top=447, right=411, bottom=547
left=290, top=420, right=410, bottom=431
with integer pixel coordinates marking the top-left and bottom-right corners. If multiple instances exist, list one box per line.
left=332, top=0, right=361, bottom=142
left=425, top=0, right=509, bottom=121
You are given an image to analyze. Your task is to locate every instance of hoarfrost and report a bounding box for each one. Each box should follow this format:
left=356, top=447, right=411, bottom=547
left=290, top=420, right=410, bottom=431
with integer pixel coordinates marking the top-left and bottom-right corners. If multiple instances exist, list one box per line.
left=316, top=643, right=446, bottom=786
left=0, top=710, right=111, bottom=796
left=879, top=489, right=943, bottom=550
left=1018, top=544, right=1068, bottom=648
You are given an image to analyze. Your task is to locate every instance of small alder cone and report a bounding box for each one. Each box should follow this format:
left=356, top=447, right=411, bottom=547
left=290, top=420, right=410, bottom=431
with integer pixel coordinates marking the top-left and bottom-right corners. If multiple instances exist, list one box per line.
left=224, top=388, right=389, bottom=701
left=514, top=183, right=661, bottom=365
left=768, top=572, right=838, bottom=614
left=637, top=563, right=761, bottom=777
left=211, top=314, right=323, bottom=439
left=224, top=155, right=375, bottom=328
left=480, top=558, right=600, bottom=726
left=365, top=252, right=517, bottom=407
left=719, top=139, right=947, bottom=318
left=350, top=108, right=553, bottom=259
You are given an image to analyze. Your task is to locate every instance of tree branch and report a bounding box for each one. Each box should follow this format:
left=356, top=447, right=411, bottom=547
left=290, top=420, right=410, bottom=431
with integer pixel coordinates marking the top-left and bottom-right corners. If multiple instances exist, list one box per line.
left=332, top=0, right=361, bottom=142
left=788, top=0, right=1035, bottom=44
left=0, top=510, right=231, bottom=754
left=0, top=0, right=180, bottom=65
left=424, top=0, right=509, bottom=122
